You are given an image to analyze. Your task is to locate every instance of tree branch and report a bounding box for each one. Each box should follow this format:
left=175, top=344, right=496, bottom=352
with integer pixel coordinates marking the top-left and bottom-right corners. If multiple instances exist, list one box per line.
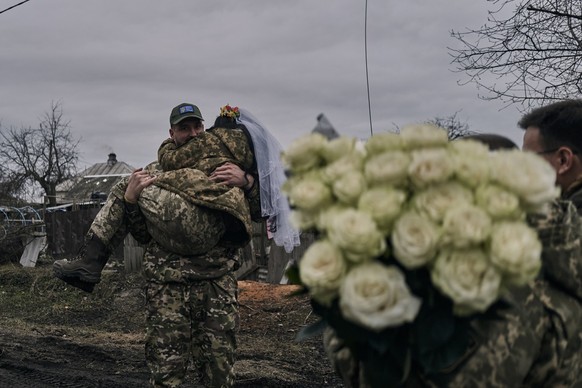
left=527, top=6, right=582, bottom=21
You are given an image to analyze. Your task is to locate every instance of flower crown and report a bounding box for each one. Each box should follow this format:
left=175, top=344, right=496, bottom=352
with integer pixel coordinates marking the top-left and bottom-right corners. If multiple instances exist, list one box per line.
left=220, top=104, right=240, bottom=119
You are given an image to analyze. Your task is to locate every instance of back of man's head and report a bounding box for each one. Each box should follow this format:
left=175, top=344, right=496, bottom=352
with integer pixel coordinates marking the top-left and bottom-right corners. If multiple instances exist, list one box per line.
left=518, top=99, right=582, bottom=152
left=460, top=133, right=518, bottom=151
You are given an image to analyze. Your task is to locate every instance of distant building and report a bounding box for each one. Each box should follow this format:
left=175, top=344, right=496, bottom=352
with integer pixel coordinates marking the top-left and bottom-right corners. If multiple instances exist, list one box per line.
left=312, top=113, right=339, bottom=140
left=55, top=153, right=134, bottom=204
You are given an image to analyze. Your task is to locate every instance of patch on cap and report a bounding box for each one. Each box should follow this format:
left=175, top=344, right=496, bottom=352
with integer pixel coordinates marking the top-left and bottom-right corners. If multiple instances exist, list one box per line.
left=180, top=105, right=195, bottom=114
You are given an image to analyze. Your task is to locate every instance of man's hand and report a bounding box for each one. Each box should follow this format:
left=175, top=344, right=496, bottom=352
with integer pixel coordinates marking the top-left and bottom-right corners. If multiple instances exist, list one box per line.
left=210, top=162, right=250, bottom=188
left=124, top=168, right=156, bottom=203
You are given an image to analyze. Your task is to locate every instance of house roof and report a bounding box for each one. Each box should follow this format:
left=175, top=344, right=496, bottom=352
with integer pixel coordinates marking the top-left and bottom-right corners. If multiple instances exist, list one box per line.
left=78, top=153, right=134, bottom=177
left=57, top=153, right=135, bottom=203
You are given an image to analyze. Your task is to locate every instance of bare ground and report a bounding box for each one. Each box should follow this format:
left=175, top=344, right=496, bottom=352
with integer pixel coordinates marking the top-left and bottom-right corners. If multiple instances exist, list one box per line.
left=0, top=260, right=343, bottom=387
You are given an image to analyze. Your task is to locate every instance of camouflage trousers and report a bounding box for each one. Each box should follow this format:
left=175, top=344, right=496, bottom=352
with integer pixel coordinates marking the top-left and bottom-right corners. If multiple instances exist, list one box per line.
left=88, top=193, right=129, bottom=251
left=145, top=271, right=239, bottom=388
left=90, top=179, right=226, bottom=256
left=138, top=184, right=226, bottom=256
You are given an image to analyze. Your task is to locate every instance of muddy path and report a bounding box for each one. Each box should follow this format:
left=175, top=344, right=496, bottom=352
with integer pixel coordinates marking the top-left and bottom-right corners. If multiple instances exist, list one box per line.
left=0, top=265, right=343, bottom=387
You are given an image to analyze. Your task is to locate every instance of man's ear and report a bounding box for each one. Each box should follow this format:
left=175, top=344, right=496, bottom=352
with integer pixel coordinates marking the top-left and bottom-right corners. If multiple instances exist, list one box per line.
left=168, top=128, right=174, bottom=139
left=557, top=147, right=576, bottom=173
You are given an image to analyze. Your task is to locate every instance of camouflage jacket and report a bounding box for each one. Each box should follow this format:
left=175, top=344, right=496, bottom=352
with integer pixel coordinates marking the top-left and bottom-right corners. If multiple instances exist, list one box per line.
left=158, top=127, right=262, bottom=221
left=114, top=127, right=261, bottom=245
left=325, top=200, right=582, bottom=387
left=122, top=128, right=261, bottom=281
left=564, top=177, right=582, bottom=216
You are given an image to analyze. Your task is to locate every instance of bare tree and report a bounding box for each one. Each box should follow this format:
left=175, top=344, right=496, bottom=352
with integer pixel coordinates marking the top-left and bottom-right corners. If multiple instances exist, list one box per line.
left=0, top=169, right=27, bottom=205
left=0, top=102, right=80, bottom=206
left=427, top=112, right=475, bottom=140
left=449, top=0, right=582, bottom=108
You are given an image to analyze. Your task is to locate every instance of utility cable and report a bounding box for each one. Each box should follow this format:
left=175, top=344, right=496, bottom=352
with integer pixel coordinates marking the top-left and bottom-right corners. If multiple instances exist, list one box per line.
left=364, top=0, right=373, bottom=137
left=0, top=0, right=31, bottom=15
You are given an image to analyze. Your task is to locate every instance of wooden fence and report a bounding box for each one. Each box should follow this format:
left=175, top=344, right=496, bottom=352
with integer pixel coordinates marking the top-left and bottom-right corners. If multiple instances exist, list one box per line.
left=237, top=221, right=315, bottom=284
left=44, top=207, right=101, bottom=258
left=44, top=209, right=313, bottom=284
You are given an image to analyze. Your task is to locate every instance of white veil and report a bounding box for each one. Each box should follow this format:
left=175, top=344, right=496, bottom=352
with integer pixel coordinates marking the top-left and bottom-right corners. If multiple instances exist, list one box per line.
left=237, top=108, right=300, bottom=253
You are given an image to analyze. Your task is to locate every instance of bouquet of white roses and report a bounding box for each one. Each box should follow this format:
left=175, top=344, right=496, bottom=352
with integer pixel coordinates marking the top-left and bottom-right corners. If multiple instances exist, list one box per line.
left=281, top=124, right=559, bottom=384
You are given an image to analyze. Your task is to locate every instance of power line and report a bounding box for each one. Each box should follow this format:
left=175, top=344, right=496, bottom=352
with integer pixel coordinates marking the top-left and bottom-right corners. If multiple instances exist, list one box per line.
left=0, top=0, right=31, bottom=15
left=364, top=0, right=373, bottom=137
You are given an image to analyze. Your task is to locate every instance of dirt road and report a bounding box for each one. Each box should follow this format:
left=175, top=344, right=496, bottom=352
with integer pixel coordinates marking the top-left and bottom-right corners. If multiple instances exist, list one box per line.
left=0, top=265, right=343, bottom=387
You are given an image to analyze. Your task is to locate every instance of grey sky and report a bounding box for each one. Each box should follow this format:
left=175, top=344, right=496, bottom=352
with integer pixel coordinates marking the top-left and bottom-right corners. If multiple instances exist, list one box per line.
left=1, top=0, right=523, bottom=171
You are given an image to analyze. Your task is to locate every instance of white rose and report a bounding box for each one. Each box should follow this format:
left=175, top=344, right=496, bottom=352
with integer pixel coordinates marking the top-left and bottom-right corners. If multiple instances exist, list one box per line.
left=300, top=240, right=347, bottom=305
left=489, top=221, right=542, bottom=285
left=399, top=123, right=449, bottom=149
left=449, top=140, right=492, bottom=188
left=290, top=209, right=318, bottom=230
left=282, top=133, right=328, bottom=173
left=364, top=151, right=411, bottom=187
left=316, top=204, right=350, bottom=231
left=431, top=248, right=502, bottom=316
left=449, top=138, right=491, bottom=157
left=391, top=211, right=440, bottom=269
left=475, top=184, right=524, bottom=220
left=321, top=155, right=364, bottom=185
left=491, top=150, right=560, bottom=209
left=287, top=176, right=333, bottom=211
left=365, top=132, right=403, bottom=156
left=321, top=136, right=358, bottom=163
left=332, top=171, right=367, bottom=205
left=358, top=186, right=408, bottom=234
left=327, top=209, right=387, bottom=263
left=441, top=204, right=492, bottom=248
left=339, top=262, right=421, bottom=331
left=408, top=148, right=454, bottom=188
left=412, top=182, right=474, bottom=223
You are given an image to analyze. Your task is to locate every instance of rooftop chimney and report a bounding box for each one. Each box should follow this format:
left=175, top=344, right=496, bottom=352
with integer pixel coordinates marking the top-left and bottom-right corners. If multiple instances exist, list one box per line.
left=107, top=153, right=117, bottom=166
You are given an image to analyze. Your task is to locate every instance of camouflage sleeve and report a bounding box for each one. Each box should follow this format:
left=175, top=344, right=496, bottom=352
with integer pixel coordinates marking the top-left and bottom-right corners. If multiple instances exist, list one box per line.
left=527, top=200, right=582, bottom=297
left=322, top=327, right=370, bottom=388
left=157, top=138, right=178, bottom=171
left=523, top=200, right=582, bottom=386
left=210, top=127, right=264, bottom=221
left=124, top=200, right=151, bottom=245
left=144, top=160, right=162, bottom=173
left=437, top=290, right=546, bottom=387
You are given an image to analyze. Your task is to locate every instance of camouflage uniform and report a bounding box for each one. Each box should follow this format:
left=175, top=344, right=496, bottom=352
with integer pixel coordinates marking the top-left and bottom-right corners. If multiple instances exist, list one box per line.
left=564, top=178, right=582, bottom=215
left=86, top=189, right=132, bottom=252
left=85, top=126, right=260, bottom=387
left=142, top=254, right=239, bottom=388
left=108, top=127, right=260, bottom=255
left=324, top=199, right=582, bottom=387
left=89, top=126, right=261, bottom=253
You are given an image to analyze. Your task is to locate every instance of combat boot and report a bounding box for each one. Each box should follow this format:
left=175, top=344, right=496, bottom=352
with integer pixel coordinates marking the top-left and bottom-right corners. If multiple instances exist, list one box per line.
left=53, top=234, right=110, bottom=293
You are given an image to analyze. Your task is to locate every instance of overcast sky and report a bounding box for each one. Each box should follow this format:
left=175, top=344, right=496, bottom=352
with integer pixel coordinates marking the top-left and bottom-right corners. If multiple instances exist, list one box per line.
left=1, top=0, right=523, bottom=171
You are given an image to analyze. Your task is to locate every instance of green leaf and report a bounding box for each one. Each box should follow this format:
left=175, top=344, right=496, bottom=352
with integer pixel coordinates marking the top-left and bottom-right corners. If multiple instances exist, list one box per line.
left=285, top=263, right=301, bottom=285
left=295, top=318, right=327, bottom=342
left=357, top=345, right=410, bottom=387
left=412, top=296, right=473, bottom=375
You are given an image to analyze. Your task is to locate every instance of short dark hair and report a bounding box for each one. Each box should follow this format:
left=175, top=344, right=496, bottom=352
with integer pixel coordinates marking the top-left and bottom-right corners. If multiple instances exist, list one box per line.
left=208, top=115, right=257, bottom=170
left=460, top=133, right=518, bottom=151
left=518, top=99, right=582, bottom=152
left=212, top=116, right=238, bottom=130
